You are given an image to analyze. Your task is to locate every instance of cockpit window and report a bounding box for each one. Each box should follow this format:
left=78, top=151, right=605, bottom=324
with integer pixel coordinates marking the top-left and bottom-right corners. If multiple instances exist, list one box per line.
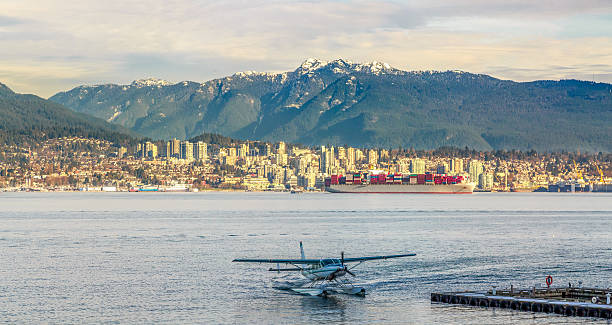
left=321, top=259, right=340, bottom=266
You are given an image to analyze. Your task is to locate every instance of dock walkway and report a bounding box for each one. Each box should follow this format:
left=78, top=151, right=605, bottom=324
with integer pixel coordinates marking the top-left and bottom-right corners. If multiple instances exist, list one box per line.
left=431, top=287, right=612, bottom=319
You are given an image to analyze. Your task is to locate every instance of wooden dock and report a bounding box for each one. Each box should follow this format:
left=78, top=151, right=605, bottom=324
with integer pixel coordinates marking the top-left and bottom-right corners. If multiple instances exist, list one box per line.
left=431, top=287, right=612, bottom=319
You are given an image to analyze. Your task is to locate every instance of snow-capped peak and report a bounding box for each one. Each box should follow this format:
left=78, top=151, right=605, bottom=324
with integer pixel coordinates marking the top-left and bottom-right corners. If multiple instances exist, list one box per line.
left=131, top=78, right=172, bottom=88
left=295, top=58, right=398, bottom=76
left=297, top=58, right=329, bottom=74
left=234, top=70, right=278, bottom=77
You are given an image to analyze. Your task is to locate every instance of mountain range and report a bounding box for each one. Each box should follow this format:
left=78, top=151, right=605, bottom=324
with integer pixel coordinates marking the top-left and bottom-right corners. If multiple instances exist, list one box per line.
left=0, top=82, right=134, bottom=145
left=42, top=58, right=612, bottom=152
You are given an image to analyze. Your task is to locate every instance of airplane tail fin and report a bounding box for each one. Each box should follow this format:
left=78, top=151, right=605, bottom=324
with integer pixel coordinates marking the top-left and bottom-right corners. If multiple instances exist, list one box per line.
left=300, top=241, right=305, bottom=260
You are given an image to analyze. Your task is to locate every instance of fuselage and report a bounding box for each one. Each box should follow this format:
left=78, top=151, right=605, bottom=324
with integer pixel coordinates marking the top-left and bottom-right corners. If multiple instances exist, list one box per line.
left=301, top=258, right=346, bottom=281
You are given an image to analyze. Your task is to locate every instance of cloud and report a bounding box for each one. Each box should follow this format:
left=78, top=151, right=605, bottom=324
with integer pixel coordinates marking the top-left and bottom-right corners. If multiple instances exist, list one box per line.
left=0, top=15, right=22, bottom=27
left=0, top=0, right=612, bottom=97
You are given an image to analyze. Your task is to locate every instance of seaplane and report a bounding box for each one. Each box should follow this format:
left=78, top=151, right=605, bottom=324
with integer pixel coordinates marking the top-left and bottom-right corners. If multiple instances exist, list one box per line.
left=233, top=242, right=416, bottom=297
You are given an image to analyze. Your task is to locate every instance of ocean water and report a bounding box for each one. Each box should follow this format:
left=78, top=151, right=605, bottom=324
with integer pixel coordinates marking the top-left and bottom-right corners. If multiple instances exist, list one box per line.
left=0, top=192, right=611, bottom=324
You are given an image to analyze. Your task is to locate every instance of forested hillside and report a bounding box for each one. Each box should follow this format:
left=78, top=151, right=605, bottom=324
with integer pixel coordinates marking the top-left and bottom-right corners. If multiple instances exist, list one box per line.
left=0, top=83, right=136, bottom=145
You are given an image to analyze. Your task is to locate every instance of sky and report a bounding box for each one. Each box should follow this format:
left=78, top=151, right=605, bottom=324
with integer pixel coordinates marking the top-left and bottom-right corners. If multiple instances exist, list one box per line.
left=1, top=0, right=612, bottom=97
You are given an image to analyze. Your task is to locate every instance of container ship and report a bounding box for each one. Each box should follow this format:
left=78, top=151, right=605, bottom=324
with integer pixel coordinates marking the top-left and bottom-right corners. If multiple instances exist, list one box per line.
left=325, top=173, right=475, bottom=194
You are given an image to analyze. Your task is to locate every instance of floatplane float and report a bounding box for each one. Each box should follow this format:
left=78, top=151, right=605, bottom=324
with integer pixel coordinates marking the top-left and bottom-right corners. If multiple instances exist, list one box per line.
left=233, top=241, right=416, bottom=297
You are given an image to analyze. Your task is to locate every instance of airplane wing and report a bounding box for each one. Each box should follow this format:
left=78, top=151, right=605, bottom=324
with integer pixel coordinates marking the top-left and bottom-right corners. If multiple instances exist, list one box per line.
left=232, top=258, right=321, bottom=264
left=342, top=253, right=416, bottom=263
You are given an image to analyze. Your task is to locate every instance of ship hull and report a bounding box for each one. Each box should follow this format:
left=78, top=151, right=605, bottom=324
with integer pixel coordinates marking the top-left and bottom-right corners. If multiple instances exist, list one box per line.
left=325, top=184, right=475, bottom=194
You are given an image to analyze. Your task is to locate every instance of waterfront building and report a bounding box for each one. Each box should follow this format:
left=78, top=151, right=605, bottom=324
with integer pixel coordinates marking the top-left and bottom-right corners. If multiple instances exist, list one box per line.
left=242, top=175, right=270, bottom=190
left=286, top=175, right=298, bottom=188
left=478, top=173, right=494, bottom=190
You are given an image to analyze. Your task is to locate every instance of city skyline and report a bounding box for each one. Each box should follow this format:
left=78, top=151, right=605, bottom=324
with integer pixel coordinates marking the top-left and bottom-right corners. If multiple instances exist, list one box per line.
left=2, top=136, right=610, bottom=193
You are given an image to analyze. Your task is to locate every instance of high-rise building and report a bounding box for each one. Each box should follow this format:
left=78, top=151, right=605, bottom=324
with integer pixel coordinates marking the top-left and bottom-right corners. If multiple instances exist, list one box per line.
left=193, top=141, right=207, bottom=161
left=274, top=153, right=288, bottom=166
left=163, top=142, right=170, bottom=157
left=337, top=147, right=346, bottom=160
left=138, top=142, right=157, bottom=158
left=239, top=143, right=248, bottom=158
left=263, top=143, right=271, bottom=156
left=170, top=139, right=181, bottom=158
left=355, top=149, right=364, bottom=162
left=468, top=160, right=484, bottom=184
left=410, top=158, right=425, bottom=174
left=320, top=146, right=328, bottom=174
left=180, top=141, right=193, bottom=160
left=147, top=142, right=157, bottom=158
left=450, top=158, right=464, bottom=174
left=347, top=147, right=355, bottom=166
left=276, top=141, right=286, bottom=155
left=368, top=149, right=378, bottom=167
left=320, top=146, right=336, bottom=174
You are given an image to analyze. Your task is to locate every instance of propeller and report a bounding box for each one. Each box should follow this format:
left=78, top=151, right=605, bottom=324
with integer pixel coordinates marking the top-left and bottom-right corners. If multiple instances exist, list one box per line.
left=341, top=251, right=356, bottom=277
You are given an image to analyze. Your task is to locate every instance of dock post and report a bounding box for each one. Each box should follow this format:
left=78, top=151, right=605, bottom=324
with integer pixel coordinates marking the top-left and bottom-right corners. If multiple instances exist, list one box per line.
left=607, top=292, right=610, bottom=305
left=492, top=286, right=496, bottom=295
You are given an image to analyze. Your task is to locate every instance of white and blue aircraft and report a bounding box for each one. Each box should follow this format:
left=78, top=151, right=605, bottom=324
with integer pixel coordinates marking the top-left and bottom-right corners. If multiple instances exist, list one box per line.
left=233, top=241, right=416, bottom=296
